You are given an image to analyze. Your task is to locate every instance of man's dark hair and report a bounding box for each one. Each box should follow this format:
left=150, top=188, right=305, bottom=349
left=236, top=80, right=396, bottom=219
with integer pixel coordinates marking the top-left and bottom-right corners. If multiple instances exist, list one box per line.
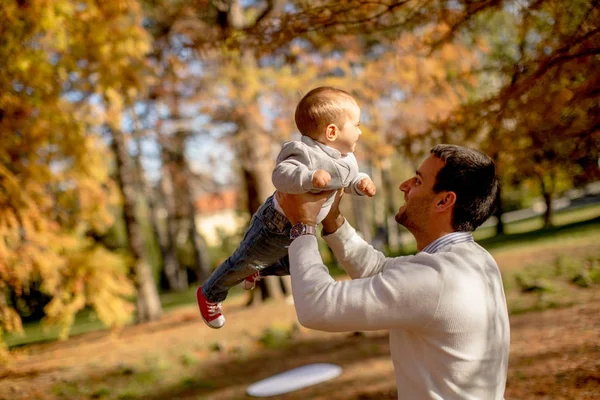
left=431, top=144, right=498, bottom=232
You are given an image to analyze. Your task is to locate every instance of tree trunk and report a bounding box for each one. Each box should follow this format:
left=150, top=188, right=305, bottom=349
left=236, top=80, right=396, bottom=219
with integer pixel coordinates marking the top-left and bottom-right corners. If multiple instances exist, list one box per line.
left=352, top=195, right=372, bottom=243
left=381, top=158, right=401, bottom=252
left=187, top=192, right=211, bottom=283
left=493, top=184, right=505, bottom=235
left=159, top=135, right=187, bottom=291
left=167, top=135, right=212, bottom=287
left=110, top=128, right=162, bottom=322
left=279, top=275, right=292, bottom=296
left=370, top=161, right=387, bottom=252
left=543, top=192, right=553, bottom=228
left=488, top=137, right=505, bottom=235
left=168, top=88, right=211, bottom=286
left=131, top=126, right=166, bottom=273
left=242, top=168, right=263, bottom=216
left=540, top=177, right=553, bottom=228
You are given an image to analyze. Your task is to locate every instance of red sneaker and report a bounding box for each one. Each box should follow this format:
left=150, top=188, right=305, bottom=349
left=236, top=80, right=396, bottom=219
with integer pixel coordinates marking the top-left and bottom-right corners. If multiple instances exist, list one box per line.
left=196, top=286, right=225, bottom=329
left=243, top=271, right=262, bottom=290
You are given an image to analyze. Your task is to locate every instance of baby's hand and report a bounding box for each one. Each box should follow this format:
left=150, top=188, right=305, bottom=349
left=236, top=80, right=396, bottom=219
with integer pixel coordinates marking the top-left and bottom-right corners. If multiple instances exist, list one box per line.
left=357, top=177, right=377, bottom=197
left=312, top=169, right=332, bottom=188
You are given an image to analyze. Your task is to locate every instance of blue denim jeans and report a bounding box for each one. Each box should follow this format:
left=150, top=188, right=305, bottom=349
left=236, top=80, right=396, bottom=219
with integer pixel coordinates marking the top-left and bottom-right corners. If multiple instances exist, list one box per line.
left=202, top=195, right=292, bottom=302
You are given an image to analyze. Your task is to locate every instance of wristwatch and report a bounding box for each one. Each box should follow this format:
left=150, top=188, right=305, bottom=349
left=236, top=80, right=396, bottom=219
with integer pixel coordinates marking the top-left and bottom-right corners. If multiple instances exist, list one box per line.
left=290, top=223, right=317, bottom=240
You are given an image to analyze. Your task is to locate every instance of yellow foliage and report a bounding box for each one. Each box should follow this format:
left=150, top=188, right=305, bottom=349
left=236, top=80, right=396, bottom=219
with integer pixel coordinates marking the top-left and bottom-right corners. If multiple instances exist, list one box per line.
left=0, top=0, right=150, bottom=356
left=42, top=239, right=134, bottom=339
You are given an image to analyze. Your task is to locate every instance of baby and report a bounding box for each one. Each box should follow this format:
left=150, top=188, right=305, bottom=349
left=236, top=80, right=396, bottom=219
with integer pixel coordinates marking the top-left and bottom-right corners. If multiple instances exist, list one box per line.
left=196, top=86, right=376, bottom=328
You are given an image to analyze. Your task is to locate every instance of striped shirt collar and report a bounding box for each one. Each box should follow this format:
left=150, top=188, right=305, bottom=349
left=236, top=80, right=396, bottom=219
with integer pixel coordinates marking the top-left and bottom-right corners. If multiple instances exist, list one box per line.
left=421, top=232, right=474, bottom=254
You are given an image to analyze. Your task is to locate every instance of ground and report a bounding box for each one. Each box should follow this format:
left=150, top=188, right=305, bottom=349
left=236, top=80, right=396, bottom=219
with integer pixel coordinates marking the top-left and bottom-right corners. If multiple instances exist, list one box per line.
left=1, top=220, right=600, bottom=400
left=1, top=291, right=599, bottom=400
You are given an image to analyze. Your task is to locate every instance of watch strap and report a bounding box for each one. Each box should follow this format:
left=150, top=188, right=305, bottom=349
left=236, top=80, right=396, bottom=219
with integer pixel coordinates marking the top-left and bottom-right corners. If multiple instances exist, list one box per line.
left=290, top=223, right=317, bottom=240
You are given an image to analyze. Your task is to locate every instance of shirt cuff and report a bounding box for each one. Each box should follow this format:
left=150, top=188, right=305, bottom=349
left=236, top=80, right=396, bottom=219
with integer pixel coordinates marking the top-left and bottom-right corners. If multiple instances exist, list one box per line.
left=322, top=219, right=356, bottom=248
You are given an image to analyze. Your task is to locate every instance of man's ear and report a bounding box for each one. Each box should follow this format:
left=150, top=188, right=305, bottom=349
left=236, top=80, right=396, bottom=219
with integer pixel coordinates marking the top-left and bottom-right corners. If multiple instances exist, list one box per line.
left=435, top=191, right=456, bottom=212
left=325, top=124, right=338, bottom=141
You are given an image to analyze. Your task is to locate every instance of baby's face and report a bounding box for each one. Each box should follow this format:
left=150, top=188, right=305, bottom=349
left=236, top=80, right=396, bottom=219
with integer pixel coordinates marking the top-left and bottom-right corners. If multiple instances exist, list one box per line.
left=331, top=102, right=362, bottom=155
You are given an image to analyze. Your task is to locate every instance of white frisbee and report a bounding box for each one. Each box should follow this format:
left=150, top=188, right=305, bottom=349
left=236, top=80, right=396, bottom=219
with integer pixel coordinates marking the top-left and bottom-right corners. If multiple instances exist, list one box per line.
left=246, top=363, right=342, bottom=397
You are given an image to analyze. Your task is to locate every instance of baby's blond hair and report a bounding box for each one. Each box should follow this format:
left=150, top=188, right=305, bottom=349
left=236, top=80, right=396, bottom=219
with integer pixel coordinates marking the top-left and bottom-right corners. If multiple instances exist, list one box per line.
left=295, top=87, right=357, bottom=140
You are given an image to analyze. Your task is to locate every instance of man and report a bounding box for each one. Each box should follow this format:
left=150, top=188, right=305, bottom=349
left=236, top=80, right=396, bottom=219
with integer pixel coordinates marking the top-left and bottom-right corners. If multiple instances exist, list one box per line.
left=277, top=144, right=510, bottom=400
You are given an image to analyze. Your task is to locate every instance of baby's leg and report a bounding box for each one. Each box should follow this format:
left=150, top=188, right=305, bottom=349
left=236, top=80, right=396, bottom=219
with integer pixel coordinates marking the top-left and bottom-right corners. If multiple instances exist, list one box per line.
left=259, top=255, right=291, bottom=277
left=202, top=196, right=291, bottom=302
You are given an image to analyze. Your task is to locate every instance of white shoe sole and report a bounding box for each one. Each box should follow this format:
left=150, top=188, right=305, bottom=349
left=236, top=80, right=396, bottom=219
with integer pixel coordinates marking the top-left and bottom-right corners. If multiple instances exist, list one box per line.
left=201, top=316, right=225, bottom=329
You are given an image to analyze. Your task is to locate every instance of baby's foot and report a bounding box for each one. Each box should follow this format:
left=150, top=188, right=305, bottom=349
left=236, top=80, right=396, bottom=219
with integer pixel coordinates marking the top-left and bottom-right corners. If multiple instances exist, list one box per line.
left=196, top=286, right=225, bottom=329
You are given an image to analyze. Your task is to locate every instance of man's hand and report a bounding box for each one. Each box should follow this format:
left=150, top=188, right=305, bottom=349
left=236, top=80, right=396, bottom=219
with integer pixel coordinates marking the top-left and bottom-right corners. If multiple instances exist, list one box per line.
left=276, top=190, right=333, bottom=226
left=321, top=189, right=345, bottom=235
left=357, top=177, right=377, bottom=197
left=312, top=169, right=331, bottom=188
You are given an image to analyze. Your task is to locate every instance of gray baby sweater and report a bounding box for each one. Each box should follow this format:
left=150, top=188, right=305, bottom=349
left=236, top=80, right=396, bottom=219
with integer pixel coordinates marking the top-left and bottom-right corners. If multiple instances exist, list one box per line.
left=272, top=136, right=369, bottom=196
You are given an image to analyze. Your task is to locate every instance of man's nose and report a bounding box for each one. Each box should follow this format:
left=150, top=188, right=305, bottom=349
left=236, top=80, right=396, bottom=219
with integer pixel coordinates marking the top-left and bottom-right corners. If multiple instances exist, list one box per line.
left=399, top=179, right=410, bottom=192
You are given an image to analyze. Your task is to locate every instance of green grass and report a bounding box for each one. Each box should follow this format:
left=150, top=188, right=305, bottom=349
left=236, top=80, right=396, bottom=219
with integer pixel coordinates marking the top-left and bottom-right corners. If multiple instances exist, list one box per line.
left=5, top=309, right=110, bottom=348
left=177, top=377, right=216, bottom=391
left=3, top=286, right=245, bottom=348
left=48, top=352, right=214, bottom=400
left=257, top=323, right=299, bottom=349
left=502, top=252, right=600, bottom=315
left=51, top=357, right=173, bottom=399
left=477, top=215, right=600, bottom=252
left=473, top=202, right=600, bottom=243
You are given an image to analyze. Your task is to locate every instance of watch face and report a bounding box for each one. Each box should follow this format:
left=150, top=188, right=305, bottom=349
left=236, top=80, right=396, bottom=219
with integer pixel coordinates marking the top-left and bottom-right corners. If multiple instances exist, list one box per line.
left=290, top=224, right=306, bottom=239
left=290, top=223, right=316, bottom=240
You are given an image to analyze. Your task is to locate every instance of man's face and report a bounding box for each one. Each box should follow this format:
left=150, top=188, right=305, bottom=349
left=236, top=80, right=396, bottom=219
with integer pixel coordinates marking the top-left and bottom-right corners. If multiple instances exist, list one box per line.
left=395, top=155, right=445, bottom=230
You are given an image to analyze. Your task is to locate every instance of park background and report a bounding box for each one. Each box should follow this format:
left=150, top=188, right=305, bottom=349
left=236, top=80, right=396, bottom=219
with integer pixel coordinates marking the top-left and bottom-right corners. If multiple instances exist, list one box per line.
left=1, top=0, right=599, bottom=399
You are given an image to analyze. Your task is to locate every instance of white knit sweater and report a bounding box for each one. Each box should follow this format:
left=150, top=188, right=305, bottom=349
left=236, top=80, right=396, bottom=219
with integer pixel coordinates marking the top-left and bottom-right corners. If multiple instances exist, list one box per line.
left=289, top=221, right=510, bottom=400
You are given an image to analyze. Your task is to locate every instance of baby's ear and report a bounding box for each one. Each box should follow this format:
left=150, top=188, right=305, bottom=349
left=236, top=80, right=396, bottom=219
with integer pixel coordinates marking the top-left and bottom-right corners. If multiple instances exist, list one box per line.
left=325, top=124, right=338, bottom=141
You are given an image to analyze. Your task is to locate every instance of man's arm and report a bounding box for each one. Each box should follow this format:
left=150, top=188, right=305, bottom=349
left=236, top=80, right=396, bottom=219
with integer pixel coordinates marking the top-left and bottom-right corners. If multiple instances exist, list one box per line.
left=289, top=235, right=443, bottom=332
left=278, top=190, right=442, bottom=332
left=320, top=189, right=346, bottom=234
left=320, top=190, right=384, bottom=277
left=323, top=219, right=390, bottom=279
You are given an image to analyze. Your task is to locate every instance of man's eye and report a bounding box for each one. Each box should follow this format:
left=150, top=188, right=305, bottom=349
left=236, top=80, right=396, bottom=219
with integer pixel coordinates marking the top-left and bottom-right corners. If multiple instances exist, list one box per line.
left=414, top=178, right=421, bottom=185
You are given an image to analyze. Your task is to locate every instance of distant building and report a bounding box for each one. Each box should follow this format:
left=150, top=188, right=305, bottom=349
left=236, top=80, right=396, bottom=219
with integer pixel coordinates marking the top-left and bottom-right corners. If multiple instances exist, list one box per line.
left=194, top=188, right=247, bottom=246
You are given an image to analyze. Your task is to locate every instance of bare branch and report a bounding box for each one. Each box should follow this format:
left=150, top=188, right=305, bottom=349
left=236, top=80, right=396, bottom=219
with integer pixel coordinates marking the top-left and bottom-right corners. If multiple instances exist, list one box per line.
left=253, top=0, right=276, bottom=26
